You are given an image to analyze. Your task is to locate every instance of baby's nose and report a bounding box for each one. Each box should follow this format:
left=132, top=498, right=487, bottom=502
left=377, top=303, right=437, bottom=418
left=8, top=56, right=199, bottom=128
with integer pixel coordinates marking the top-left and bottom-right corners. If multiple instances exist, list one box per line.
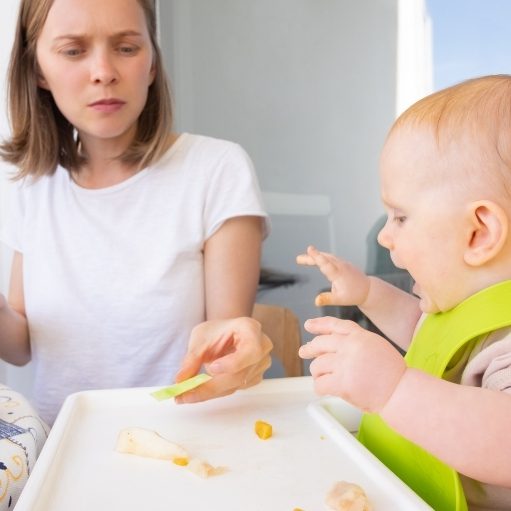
left=377, top=223, right=392, bottom=249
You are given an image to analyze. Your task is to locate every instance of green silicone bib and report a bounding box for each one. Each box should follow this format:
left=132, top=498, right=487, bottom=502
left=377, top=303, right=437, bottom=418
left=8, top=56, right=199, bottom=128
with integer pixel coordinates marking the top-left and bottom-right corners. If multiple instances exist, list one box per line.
left=358, top=280, right=511, bottom=511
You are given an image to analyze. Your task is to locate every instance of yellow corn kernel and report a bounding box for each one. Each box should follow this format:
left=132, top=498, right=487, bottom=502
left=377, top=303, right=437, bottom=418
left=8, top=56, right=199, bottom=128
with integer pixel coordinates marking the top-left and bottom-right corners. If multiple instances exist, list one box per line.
left=255, top=420, right=272, bottom=440
left=173, top=457, right=189, bottom=466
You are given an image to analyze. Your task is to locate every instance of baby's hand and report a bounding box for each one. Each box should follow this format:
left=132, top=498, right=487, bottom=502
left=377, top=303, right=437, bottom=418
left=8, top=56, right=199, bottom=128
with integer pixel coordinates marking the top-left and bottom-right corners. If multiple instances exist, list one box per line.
left=296, top=246, right=370, bottom=307
left=299, top=316, right=406, bottom=413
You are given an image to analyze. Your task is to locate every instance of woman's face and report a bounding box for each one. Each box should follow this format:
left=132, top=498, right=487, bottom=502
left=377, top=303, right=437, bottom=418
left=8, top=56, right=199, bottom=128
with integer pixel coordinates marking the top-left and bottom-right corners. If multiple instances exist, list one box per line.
left=35, top=0, right=155, bottom=153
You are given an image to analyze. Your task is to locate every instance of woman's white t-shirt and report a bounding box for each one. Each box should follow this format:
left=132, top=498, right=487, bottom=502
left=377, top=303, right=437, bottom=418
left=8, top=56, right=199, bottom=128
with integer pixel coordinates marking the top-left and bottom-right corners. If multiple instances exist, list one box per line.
left=1, top=133, right=269, bottom=424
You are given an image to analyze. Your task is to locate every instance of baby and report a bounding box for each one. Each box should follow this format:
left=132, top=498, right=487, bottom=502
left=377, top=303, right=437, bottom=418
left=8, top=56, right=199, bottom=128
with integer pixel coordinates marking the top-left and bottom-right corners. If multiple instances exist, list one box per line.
left=298, top=75, right=511, bottom=511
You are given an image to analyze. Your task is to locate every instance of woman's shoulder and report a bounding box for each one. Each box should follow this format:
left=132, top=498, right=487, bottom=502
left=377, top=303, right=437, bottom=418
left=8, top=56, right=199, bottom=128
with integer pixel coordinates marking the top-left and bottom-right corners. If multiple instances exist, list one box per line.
left=156, top=133, right=252, bottom=175
left=172, top=133, right=248, bottom=160
left=10, top=165, right=68, bottom=190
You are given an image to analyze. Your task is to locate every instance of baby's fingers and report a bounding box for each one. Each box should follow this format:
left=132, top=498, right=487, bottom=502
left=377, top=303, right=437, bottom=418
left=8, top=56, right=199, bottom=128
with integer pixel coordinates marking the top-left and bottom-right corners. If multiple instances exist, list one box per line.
left=296, top=253, right=316, bottom=265
left=296, top=245, right=327, bottom=266
left=304, top=316, right=360, bottom=336
left=299, top=334, right=343, bottom=359
left=314, top=291, right=338, bottom=307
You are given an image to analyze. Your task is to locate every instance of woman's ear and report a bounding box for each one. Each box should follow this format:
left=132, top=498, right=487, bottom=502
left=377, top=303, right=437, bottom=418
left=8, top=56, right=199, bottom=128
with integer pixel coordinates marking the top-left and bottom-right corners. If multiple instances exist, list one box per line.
left=464, top=200, right=508, bottom=266
left=37, top=75, right=49, bottom=90
left=36, top=64, right=49, bottom=90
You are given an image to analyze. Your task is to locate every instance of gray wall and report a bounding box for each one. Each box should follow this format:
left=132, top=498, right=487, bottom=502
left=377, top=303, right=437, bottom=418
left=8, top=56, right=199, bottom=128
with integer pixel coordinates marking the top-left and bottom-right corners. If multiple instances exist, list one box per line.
left=158, top=1, right=398, bottom=372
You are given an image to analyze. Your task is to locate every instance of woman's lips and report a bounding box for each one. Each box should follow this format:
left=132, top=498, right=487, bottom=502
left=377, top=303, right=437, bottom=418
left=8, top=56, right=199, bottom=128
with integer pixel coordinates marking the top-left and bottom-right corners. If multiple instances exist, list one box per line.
left=89, top=99, right=125, bottom=113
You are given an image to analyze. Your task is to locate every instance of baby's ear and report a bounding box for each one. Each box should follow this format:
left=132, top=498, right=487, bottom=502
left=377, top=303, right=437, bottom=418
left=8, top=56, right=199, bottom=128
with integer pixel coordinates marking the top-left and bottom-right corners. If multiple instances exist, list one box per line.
left=464, top=200, right=508, bottom=266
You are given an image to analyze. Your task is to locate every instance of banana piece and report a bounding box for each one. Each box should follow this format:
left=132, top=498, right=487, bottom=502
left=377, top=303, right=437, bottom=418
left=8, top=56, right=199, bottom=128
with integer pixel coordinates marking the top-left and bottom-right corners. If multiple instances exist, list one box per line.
left=325, top=481, right=373, bottom=511
left=116, top=427, right=226, bottom=478
left=116, top=427, right=188, bottom=462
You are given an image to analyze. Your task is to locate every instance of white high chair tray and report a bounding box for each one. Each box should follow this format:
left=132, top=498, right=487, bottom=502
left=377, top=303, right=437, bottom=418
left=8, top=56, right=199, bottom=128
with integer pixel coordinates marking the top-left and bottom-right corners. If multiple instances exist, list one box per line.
left=16, top=377, right=432, bottom=510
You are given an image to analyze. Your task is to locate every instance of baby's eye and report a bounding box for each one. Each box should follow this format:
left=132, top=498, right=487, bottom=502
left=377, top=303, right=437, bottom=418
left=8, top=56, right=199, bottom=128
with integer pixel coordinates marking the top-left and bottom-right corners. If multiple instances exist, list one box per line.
left=393, top=215, right=407, bottom=225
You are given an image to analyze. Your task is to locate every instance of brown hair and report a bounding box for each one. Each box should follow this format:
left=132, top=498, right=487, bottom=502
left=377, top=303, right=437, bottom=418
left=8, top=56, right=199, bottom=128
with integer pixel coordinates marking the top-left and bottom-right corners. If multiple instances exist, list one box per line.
left=0, top=0, right=173, bottom=179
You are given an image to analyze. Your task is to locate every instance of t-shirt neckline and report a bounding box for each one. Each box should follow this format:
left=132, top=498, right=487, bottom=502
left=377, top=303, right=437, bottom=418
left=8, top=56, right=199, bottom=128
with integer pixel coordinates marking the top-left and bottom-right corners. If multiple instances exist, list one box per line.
left=67, top=133, right=188, bottom=195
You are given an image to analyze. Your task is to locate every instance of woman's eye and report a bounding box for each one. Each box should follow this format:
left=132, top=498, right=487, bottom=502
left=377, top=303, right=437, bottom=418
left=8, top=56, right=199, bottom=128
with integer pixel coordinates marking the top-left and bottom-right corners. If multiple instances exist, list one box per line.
left=118, top=45, right=138, bottom=55
left=62, top=47, right=83, bottom=57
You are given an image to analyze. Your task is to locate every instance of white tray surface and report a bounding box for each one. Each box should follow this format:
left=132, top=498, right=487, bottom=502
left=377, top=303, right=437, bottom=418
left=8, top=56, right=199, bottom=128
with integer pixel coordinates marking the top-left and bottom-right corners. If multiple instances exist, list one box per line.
left=16, top=377, right=431, bottom=510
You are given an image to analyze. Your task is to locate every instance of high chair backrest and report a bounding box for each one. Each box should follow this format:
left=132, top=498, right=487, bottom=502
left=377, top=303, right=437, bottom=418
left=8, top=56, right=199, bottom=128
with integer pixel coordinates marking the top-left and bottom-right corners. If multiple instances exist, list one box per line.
left=252, top=303, right=303, bottom=377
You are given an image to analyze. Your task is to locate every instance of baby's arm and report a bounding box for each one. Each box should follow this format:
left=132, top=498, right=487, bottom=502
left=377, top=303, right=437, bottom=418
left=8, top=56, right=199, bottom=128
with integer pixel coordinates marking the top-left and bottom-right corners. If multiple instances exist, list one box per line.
left=381, top=369, right=511, bottom=487
left=297, top=246, right=421, bottom=350
left=300, top=317, right=511, bottom=487
left=360, top=276, right=421, bottom=350
left=0, top=252, right=30, bottom=365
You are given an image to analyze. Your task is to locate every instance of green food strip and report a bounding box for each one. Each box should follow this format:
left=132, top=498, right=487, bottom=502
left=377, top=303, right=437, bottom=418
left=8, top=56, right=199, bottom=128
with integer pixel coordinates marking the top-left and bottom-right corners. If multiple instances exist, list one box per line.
left=150, top=373, right=213, bottom=401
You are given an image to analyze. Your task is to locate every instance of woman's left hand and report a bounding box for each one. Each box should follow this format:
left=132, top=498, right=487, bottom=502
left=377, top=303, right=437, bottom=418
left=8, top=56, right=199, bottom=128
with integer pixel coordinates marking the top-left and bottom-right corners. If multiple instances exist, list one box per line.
left=174, top=317, right=272, bottom=404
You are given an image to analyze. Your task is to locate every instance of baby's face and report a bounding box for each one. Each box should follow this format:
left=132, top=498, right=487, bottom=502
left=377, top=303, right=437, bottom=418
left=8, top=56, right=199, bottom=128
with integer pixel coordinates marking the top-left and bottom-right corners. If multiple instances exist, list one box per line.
left=377, top=126, right=472, bottom=313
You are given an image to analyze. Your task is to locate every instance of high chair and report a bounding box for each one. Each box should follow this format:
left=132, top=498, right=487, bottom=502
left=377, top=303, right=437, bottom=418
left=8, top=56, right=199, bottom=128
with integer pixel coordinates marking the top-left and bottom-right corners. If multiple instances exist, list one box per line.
left=252, top=303, right=303, bottom=377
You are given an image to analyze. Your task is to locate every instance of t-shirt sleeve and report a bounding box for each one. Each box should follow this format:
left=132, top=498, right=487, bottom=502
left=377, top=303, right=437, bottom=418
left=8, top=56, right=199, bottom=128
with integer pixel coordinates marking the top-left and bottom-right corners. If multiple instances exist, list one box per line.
left=461, top=329, right=511, bottom=393
left=203, top=142, right=270, bottom=239
left=0, top=179, right=25, bottom=253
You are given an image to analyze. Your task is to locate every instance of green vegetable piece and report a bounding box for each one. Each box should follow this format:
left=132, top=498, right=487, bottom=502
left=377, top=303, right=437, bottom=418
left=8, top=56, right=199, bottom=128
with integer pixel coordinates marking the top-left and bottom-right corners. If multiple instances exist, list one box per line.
left=150, top=373, right=212, bottom=401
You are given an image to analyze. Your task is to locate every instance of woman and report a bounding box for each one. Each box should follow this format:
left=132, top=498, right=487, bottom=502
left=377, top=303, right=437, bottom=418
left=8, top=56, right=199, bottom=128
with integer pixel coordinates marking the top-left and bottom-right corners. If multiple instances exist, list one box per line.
left=0, top=0, right=271, bottom=425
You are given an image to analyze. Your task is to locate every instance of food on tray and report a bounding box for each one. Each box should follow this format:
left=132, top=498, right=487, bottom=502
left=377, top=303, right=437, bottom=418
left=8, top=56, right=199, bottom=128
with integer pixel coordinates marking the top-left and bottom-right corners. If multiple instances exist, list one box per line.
left=115, top=427, right=225, bottom=478
left=116, top=427, right=189, bottom=462
left=172, top=457, right=189, bottom=466
left=150, top=373, right=212, bottom=401
left=325, top=481, right=373, bottom=511
left=254, top=419, right=272, bottom=439
left=188, top=458, right=226, bottom=478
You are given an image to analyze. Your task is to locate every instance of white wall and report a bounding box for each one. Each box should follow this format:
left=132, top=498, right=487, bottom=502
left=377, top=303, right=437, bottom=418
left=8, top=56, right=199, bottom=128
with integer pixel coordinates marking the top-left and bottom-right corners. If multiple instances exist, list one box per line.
left=158, top=1, right=403, bottom=351
left=161, top=0, right=396, bottom=261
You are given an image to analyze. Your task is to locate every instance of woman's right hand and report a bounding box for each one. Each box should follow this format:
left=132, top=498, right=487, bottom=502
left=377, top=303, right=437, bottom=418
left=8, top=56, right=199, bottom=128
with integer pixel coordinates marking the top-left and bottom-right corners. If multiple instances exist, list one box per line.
left=173, top=317, right=272, bottom=404
left=296, top=245, right=371, bottom=307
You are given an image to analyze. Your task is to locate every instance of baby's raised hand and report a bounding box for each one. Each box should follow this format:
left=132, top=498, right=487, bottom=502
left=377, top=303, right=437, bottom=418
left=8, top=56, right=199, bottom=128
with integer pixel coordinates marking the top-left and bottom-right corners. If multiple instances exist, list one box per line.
left=299, top=316, right=406, bottom=413
left=296, top=246, right=370, bottom=307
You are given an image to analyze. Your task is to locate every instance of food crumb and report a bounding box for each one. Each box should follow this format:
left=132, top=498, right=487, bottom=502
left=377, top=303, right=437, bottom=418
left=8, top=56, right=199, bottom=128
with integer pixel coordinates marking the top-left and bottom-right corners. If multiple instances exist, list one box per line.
left=325, top=481, right=373, bottom=511
left=255, top=420, right=273, bottom=440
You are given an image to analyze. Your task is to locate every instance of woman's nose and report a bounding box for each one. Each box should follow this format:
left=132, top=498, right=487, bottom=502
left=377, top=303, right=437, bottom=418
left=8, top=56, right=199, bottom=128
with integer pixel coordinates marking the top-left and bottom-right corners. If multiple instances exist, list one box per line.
left=90, top=50, right=119, bottom=85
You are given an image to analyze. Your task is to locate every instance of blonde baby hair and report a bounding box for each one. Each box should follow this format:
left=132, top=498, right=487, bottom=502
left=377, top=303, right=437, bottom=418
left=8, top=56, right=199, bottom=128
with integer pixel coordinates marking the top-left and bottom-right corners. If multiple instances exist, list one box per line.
left=390, top=74, right=511, bottom=197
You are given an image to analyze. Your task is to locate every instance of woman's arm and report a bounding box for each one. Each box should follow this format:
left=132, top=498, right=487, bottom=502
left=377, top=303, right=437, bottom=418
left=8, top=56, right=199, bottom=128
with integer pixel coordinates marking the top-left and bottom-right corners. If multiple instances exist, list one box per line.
left=0, top=251, right=31, bottom=365
left=203, top=215, right=264, bottom=319
left=173, top=215, right=272, bottom=403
